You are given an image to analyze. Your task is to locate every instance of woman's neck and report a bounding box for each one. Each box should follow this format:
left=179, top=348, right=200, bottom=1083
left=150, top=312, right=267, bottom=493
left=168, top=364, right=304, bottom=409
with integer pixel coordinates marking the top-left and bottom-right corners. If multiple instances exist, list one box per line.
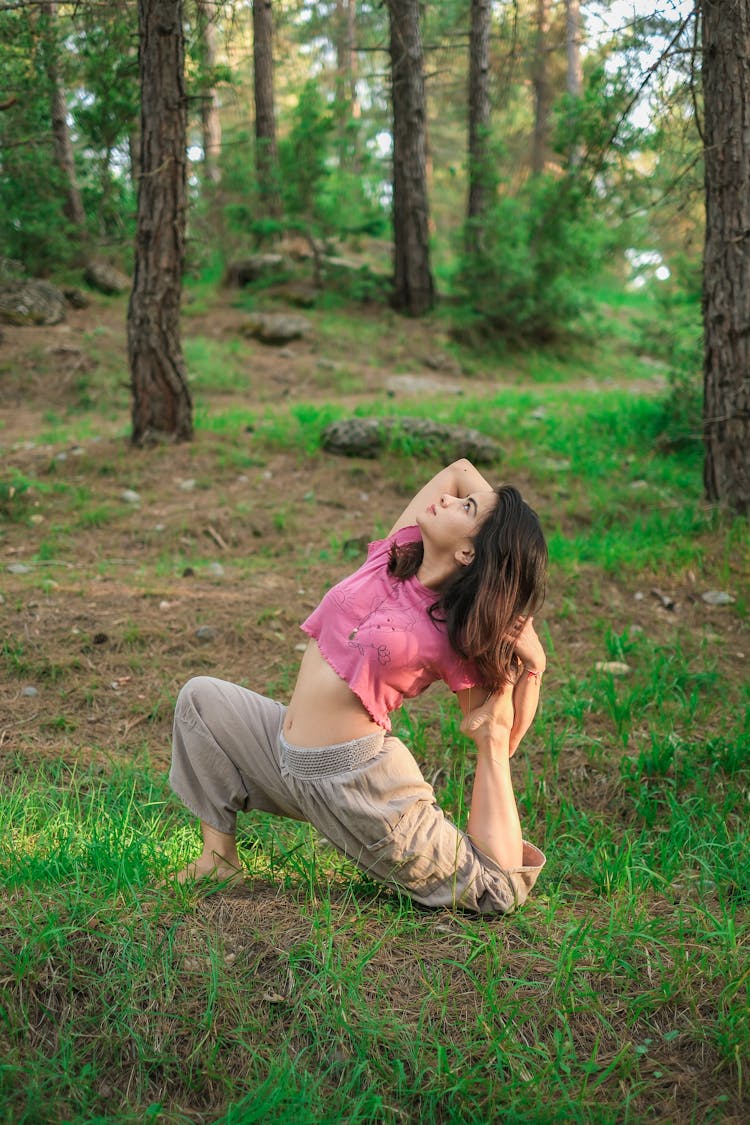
left=416, top=552, right=457, bottom=591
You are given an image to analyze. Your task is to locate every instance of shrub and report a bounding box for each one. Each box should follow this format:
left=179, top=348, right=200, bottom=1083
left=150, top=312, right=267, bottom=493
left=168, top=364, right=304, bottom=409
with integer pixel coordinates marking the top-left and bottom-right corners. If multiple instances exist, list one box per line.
left=451, top=175, right=607, bottom=345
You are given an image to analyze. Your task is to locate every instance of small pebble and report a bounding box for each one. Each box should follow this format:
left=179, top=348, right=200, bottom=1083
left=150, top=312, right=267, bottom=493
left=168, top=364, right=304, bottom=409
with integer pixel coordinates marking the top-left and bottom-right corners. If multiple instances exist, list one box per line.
left=701, top=590, right=735, bottom=606
left=121, top=489, right=141, bottom=504
left=21, top=685, right=39, bottom=697
left=55, top=452, right=68, bottom=462
left=159, top=600, right=171, bottom=610
left=195, top=625, right=218, bottom=642
left=595, top=661, right=631, bottom=676
left=207, top=562, right=225, bottom=577
left=179, top=479, right=196, bottom=491
left=7, top=563, right=31, bottom=574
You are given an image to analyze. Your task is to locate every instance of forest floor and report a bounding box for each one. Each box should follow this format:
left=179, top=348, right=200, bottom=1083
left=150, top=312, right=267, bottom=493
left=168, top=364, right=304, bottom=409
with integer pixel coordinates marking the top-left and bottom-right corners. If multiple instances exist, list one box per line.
left=2, top=289, right=740, bottom=773
left=1, top=285, right=748, bottom=1124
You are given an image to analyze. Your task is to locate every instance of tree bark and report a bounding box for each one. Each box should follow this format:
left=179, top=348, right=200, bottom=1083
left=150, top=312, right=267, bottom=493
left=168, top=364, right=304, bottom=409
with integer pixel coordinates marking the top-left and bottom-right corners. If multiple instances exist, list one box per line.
left=702, top=0, right=750, bottom=514
left=39, top=0, right=86, bottom=232
left=387, top=0, right=434, bottom=316
left=531, top=0, right=551, bottom=176
left=127, top=0, right=193, bottom=446
left=196, top=0, right=221, bottom=184
left=253, top=0, right=281, bottom=218
left=466, top=0, right=492, bottom=251
left=565, top=0, right=583, bottom=167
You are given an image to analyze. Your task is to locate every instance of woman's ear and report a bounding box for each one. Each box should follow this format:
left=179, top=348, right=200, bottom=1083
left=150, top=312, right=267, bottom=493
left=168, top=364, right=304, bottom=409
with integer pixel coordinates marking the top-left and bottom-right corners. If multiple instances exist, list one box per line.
left=454, top=543, right=475, bottom=567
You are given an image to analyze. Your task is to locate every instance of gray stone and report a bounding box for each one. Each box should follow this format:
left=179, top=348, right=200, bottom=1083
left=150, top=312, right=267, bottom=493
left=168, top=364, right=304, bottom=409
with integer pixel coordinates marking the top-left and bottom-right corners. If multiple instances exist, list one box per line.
left=195, top=625, right=218, bottom=642
left=243, top=313, right=312, bottom=345
left=21, top=685, right=39, bottom=697
left=0, top=279, right=66, bottom=326
left=386, top=374, right=463, bottom=397
left=121, top=489, right=141, bottom=504
left=224, top=255, right=285, bottom=287
left=701, top=590, right=735, bottom=606
left=63, top=287, right=91, bottom=309
left=7, top=563, right=31, bottom=574
left=83, top=261, right=130, bottom=295
left=321, top=416, right=499, bottom=464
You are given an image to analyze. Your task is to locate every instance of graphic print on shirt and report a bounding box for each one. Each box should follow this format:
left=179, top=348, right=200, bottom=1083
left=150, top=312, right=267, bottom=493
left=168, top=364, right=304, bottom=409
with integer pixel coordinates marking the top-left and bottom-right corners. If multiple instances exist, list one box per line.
left=332, top=580, right=419, bottom=667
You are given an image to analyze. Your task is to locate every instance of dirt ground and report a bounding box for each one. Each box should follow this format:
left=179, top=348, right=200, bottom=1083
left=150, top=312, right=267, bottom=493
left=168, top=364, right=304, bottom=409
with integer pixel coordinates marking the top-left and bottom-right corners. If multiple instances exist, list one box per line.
left=0, top=293, right=746, bottom=783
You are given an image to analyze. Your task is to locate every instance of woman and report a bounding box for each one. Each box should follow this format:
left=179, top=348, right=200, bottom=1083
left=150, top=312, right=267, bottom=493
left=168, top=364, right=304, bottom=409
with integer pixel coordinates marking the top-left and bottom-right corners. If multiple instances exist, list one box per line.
left=169, top=458, right=548, bottom=914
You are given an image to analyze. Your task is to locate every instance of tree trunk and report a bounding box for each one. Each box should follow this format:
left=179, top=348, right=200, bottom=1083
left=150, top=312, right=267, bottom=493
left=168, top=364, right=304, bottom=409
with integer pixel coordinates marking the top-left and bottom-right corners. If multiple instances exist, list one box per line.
left=127, top=0, right=193, bottom=446
left=565, top=0, right=583, bottom=168
left=702, top=0, right=750, bottom=514
left=196, top=0, right=221, bottom=184
left=387, top=0, right=434, bottom=316
left=40, top=1, right=86, bottom=232
left=253, top=0, right=281, bottom=219
left=531, top=0, right=551, bottom=176
left=466, top=0, right=492, bottom=251
left=336, top=0, right=359, bottom=116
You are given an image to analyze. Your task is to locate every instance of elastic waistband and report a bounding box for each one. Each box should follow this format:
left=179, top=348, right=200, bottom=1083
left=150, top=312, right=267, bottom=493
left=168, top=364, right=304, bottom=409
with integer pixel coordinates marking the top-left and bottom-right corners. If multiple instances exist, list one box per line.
left=280, top=731, right=385, bottom=779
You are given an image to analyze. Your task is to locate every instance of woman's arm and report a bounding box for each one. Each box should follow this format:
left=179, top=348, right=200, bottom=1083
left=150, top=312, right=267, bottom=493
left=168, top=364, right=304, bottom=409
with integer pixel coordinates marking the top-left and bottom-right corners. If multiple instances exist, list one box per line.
left=458, top=681, right=523, bottom=869
left=387, top=458, right=493, bottom=537
left=458, top=616, right=546, bottom=757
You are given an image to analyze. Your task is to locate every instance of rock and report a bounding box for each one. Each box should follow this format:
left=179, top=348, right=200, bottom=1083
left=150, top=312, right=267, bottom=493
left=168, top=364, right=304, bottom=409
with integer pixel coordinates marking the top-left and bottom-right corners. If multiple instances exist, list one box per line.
left=195, top=625, right=218, bottom=642
left=595, top=661, right=631, bottom=676
left=271, top=281, right=319, bottom=308
left=321, top=418, right=383, bottom=458
left=121, top=489, right=141, bottom=504
left=321, top=416, right=500, bottom=464
left=0, top=279, right=66, bottom=326
left=701, top=590, right=735, bottom=606
left=386, top=374, right=463, bottom=397
left=21, top=685, right=39, bottom=697
left=207, top=562, right=225, bottom=577
left=83, top=261, right=130, bottom=295
left=242, top=313, right=312, bottom=345
left=7, top=563, right=31, bottom=574
left=224, top=255, right=285, bottom=287
left=63, top=287, right=90, bottom=309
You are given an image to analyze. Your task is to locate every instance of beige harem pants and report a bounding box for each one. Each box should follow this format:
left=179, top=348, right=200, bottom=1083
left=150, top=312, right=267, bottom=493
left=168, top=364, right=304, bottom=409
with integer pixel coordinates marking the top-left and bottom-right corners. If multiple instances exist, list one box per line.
left=169, top=676, right=545, bottom=915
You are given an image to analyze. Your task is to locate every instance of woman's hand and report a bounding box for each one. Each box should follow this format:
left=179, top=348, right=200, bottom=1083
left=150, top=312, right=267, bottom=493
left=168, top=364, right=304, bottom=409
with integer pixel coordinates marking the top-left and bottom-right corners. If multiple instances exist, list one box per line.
left=511, top=616, right=546, bottom=674
left=459, top=680, right=515, bottom=750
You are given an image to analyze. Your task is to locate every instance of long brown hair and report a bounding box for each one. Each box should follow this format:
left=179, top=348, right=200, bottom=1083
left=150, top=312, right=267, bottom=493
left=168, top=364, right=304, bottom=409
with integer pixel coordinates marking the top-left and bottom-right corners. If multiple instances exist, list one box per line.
left=389, top=485, right=548, bottom=690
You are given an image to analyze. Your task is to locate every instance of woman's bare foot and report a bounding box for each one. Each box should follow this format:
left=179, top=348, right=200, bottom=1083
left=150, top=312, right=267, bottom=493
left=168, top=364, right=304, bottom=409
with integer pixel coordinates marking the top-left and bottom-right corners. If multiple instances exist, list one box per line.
left=172, top=850, right=244, bottom=886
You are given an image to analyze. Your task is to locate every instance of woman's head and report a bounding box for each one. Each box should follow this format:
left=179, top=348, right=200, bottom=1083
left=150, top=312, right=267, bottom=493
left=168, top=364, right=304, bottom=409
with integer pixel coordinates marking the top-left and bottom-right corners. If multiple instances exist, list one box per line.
left=437, top=484, right=548, bottom=689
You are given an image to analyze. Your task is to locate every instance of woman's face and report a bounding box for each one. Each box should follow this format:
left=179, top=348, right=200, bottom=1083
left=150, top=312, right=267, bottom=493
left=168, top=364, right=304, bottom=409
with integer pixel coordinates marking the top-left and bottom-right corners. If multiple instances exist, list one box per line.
left=418, top=490, right=498, bottom=561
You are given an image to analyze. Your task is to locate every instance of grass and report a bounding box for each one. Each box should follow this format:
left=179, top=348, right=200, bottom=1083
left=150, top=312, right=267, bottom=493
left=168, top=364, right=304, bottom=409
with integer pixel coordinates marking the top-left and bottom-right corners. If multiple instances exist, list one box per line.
left=1, top=285, right=748, bottom=1122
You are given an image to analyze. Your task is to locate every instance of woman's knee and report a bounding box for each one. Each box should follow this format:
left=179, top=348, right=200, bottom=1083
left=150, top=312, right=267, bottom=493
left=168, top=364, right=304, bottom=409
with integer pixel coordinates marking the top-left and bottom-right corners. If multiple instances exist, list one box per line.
left=175, top=675, right=220, bottom=722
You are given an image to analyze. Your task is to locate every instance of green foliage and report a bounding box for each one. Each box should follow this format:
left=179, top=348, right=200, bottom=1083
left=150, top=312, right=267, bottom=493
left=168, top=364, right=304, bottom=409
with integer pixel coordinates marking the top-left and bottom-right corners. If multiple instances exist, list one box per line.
left=453, top=175, right=608, bottom=343
left=639, top=257, right=703, bottom=453
left=279, top=81, right=334, bottom=221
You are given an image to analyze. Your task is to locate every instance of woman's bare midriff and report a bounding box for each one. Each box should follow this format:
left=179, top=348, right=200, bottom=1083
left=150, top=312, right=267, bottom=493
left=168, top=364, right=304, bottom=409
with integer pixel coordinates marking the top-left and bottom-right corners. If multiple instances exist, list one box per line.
left=283, top=640, right=384, bottom=747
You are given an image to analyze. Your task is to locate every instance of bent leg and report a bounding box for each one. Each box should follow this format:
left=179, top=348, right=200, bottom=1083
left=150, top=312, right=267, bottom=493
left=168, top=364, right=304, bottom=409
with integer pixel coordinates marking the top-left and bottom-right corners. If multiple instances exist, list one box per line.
left=170, top=676, right=306, bottom=849
left=286, top=733, right=545, bottom=914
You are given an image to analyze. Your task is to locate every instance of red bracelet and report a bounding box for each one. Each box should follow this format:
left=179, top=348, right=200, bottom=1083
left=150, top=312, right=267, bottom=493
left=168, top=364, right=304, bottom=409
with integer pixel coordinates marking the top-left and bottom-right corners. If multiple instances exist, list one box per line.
left=526, top=668, right=543, bottom=683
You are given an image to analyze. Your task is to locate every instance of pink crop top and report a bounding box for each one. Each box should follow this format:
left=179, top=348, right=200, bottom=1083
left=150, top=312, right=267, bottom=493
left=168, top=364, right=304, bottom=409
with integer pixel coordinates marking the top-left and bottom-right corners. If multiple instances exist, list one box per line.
left=301, top=524, right=484, bottom=730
